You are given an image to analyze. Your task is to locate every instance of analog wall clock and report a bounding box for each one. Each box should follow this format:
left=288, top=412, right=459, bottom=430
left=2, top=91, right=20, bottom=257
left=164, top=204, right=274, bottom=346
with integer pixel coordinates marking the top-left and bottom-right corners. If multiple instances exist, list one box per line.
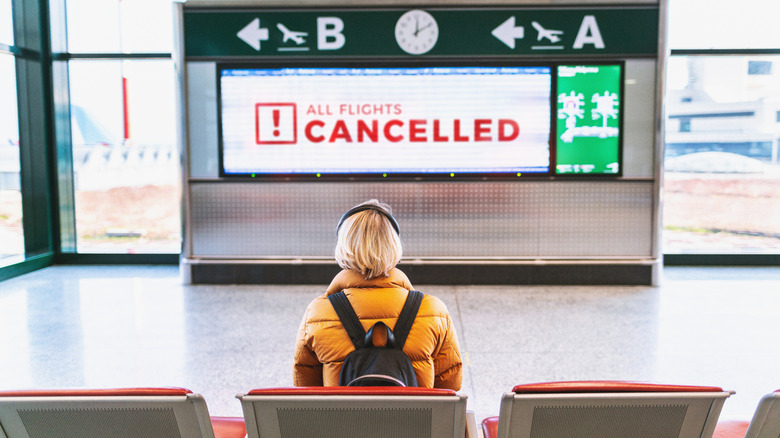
left=395, top=10, right=439, bottom=55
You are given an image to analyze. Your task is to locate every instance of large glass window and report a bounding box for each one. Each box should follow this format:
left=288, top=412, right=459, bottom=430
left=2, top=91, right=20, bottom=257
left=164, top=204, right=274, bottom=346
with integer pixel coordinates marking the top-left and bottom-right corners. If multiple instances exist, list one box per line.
left=65, top=0, right=173, bottom=53
left=0, top=0, right=12, bottom=45
left=668, top=0, right=780, bottom=50
left=0, top=54, right=23, bottom=263
left=664, top=0, right=780, bottom=256
left=64, top=0, right=180, bottom=254
left=69, top=59, right=180, bottom=253
left=664, top=56, right=780, bottom=254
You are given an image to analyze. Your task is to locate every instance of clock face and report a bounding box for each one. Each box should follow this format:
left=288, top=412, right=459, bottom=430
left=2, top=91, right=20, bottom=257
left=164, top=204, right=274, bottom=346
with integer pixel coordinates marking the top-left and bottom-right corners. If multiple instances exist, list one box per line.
left=395, top=10, right=439, bottom=55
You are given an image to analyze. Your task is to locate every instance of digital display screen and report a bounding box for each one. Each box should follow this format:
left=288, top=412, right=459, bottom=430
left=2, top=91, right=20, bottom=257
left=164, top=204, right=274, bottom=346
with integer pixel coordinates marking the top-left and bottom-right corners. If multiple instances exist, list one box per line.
left=218, top=63, right=622, bottom=178
left=555, top=65, right=622, bottom=174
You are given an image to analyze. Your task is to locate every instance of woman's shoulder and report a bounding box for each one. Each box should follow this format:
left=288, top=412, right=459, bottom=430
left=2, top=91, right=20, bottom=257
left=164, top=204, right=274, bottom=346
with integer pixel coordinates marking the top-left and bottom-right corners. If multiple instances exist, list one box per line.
left=302, top=292, right=340, bottom=323
left=303, top=288, right=450, bottom=320
left=417, top=292, right=453, bottom=318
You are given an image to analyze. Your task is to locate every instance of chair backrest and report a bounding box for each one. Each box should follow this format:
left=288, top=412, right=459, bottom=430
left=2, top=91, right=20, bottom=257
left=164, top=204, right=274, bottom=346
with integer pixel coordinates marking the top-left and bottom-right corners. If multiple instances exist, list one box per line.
left=0, top=387, right=218, bottom=438
left=237, top=386, right=468, bottom=438
left=493, top=381, right=733, bottom=438
left=744, top=390, right=780, bottom=438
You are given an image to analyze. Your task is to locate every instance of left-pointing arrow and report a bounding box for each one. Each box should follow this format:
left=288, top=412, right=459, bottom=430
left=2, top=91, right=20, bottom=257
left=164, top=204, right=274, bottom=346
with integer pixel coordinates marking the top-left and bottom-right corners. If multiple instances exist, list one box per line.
left=492, top=16, right=525, bottom=49
left=237, top=18, right=270, bottom=51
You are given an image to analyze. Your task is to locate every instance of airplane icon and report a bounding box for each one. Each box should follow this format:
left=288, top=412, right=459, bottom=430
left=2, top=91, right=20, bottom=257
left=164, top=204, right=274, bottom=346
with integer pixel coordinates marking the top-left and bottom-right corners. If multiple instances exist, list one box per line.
left=277, top=23, right=308, bottom=45
left=531, top=21, right=563, bottom=43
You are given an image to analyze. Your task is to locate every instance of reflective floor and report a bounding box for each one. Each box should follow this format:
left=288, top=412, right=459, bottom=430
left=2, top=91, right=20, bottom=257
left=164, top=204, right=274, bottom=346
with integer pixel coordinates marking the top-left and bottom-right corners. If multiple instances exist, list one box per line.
left=1, top=265, right=779, bottom=425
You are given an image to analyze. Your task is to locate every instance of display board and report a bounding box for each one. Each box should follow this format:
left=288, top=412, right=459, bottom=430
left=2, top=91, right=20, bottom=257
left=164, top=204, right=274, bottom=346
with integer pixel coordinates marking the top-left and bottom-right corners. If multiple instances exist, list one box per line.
left=184, top=8, right=659, bottom=58
left=177, top=2, right=665, bottom=286
left=218, top=63, right=622, bottom=178
left=555, top=64, right=622, bottom=174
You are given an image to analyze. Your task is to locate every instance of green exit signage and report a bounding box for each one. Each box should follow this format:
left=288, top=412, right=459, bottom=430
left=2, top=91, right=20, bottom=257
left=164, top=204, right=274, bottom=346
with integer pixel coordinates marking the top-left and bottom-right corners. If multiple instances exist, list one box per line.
left=184, top=7, right=659, bottom=58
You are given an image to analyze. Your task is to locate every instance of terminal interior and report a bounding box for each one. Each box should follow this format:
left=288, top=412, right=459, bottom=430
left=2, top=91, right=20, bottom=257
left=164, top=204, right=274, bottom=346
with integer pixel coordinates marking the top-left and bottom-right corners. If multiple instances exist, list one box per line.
left=2, top=265, right=780, bottom=424
left=1, top=0, right=779, bottom=436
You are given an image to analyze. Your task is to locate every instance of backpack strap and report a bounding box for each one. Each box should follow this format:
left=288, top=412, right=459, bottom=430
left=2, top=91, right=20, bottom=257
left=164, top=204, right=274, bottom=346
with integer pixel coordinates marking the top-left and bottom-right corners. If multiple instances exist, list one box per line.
left=328, top=290, right=366, bottom=349
left=364, top=321, right=396, bottom=348
left=392, top=290, right=423, bottom=349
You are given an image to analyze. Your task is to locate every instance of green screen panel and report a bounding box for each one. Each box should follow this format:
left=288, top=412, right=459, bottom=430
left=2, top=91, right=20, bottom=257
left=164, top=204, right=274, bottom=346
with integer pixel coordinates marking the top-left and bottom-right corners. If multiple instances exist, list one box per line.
left=555, top=64, right=621, bottom=175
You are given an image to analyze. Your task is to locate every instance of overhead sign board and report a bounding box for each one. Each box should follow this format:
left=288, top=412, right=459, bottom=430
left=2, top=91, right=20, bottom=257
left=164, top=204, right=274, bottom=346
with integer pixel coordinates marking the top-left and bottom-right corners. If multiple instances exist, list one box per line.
left=184, top=7, right=659, bottom=58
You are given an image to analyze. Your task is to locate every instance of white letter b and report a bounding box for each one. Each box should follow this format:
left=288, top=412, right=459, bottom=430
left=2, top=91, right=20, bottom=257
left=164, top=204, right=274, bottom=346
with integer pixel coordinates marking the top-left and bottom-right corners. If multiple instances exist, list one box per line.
left=317, top=17, right=345, bottom=50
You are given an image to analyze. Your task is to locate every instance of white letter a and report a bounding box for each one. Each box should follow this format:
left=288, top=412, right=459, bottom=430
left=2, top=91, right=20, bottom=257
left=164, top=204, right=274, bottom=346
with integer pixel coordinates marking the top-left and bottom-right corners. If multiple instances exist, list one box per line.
left=573, top=15, right=605, bottom=49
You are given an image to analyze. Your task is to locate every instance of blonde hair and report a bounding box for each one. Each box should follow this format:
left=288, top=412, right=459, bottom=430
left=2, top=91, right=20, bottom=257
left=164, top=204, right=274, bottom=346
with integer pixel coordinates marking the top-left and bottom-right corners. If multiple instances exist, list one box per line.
left=335, top=200, right=403, bottom=279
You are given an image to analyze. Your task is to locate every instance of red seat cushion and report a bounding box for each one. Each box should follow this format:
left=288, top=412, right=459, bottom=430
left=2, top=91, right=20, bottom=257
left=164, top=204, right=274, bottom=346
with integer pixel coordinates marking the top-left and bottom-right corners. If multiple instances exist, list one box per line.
left=0, top=387, right=193, bottom=397
left=247, top=386, right=457, bottom=396
left=712, top=420, right=750, bottom=438
left=211, top=416, right=247, bottom=438
left=482, top=416, right=499, bottom=438
left=512, top=381, right=724, bottom=394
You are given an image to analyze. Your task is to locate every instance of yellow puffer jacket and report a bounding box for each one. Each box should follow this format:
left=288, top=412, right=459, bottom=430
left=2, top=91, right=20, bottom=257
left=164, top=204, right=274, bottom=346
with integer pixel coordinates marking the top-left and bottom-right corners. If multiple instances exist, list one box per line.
left=293, top=268, right=463, bottom=389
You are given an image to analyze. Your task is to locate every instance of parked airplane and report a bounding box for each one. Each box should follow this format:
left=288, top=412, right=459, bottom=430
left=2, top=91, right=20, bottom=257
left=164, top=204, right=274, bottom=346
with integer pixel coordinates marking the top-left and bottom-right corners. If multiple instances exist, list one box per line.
left=531, top=21, right=563, bottom=43
left=277, top=23, right=308, bottom=45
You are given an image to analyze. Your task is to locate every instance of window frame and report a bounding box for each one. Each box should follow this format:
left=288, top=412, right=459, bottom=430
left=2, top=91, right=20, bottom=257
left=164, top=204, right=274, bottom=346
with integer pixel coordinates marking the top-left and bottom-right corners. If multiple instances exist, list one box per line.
left=663, top=47, right=780, bottom=265
left=0, top=0, right=60, bottom=281
left=53, top=0, right=179, bottom=258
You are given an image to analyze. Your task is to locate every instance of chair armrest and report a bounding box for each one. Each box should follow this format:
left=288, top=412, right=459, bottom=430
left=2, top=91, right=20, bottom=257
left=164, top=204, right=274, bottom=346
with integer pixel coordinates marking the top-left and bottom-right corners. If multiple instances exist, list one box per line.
left=712, top=420, right=749, bottom=438
left=481, top=416, right=499, bottom=438
left=211, top=416, right=246, bottom=438
left=465, top=410, right=479, bottom=438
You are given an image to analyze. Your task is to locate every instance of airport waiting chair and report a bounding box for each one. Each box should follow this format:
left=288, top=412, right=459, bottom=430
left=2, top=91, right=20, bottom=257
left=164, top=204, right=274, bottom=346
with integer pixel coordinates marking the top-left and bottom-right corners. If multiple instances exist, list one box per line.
left=237, top=386, right=475, bottom=438
left=714, top=390, right=780, bottom=438
left=0, top=387, right=246, bottom=438
left=481, top=380, right=733, bottom=438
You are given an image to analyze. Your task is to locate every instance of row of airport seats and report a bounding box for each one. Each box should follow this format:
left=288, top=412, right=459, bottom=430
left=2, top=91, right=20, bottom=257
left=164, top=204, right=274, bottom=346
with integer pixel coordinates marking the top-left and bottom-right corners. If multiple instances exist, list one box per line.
left=0, top=381, right=777, bottom=438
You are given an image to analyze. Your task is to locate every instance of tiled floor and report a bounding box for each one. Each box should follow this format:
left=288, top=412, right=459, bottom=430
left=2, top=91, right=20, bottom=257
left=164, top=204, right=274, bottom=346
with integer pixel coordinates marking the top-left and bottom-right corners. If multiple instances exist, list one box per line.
left=1, top=265, right=779, bottom=425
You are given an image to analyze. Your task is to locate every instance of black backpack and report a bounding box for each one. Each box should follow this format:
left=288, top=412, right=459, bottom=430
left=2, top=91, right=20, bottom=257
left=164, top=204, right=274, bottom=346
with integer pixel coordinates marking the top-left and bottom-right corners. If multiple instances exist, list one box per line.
left=328, top=290, right=423, bottom=387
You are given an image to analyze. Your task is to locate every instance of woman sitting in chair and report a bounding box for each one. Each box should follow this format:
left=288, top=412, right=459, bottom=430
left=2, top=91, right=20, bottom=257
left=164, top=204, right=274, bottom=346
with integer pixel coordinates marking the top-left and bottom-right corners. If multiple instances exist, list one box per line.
left=293, top=199, right=462, bottom=389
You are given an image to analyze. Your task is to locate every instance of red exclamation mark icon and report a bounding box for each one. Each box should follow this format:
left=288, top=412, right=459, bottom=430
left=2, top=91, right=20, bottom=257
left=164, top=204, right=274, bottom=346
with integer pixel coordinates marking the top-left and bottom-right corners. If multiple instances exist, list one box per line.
left=273, top=109, right=280, bottom=137
left=256, top=103, right=296, bottom=145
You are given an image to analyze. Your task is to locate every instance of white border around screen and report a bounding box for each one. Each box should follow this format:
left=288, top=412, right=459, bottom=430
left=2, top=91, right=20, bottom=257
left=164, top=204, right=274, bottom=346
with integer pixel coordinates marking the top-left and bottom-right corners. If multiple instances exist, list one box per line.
left=220, top=66, right=551, bottom=175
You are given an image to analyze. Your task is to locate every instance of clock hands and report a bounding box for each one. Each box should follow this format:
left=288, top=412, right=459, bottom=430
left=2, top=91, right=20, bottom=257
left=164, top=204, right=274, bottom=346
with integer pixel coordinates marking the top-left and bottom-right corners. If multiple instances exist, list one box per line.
left=413, top=18, right=433, bottom=37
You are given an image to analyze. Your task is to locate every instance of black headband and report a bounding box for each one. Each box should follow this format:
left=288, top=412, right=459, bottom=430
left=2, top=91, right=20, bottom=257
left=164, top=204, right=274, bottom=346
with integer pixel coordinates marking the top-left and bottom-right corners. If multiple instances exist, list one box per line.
left=336, top=204, right=400, bottom=236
